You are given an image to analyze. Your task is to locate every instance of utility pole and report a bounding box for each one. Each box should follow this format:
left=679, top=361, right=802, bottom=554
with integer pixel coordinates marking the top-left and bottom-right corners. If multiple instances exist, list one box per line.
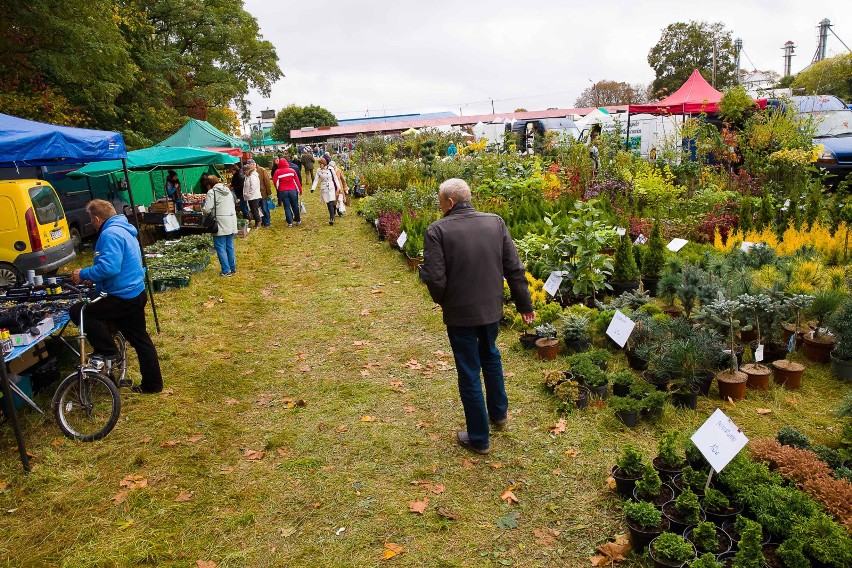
left=712, top=41, right=717, bottom=88
left=783, top=41, right=796, bottom=77
left=734, top=38, right=743, bottom=84
left=491, top=99, right=495, bottom=115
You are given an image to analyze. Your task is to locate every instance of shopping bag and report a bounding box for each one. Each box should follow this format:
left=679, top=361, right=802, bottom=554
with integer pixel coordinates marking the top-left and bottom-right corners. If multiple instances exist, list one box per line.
left=266, top=197, right=276, bottom=211
left=337, top=194, right=346, bottom=213
left=299, top=199, right=307, bottom=214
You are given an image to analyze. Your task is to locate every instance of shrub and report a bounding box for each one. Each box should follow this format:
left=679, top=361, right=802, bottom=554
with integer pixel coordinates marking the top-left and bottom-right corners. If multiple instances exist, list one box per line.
left=584, top=348, right=611, bottom=368
left=792, top=512, right=852, bottom=568
left=652, top=532, right=694, bottom=563
left=701, top=488, right=730, bottom=514
left=801, top=476, right=852, bottom=532
left=777, top=426, right=811, bottom=449
left=616, top=444, right=645, bottom=477
left=684, top=439, right=707, bottom=466
left=642, top=220, right=666, bottom=278
left=692, top=521, right=719, bottom=553
left=775, top=539, right=811, bottom=568
left=640, top=391, right=666, bottom=420
left=609, top=370, right=635, bottom=388
left=674, top=487, right=701, bottom=524
left=610, top=396, right=641, bottom=413
left=561, top=314, right=590, bottom=341
left=612, top=233, right=640, bottom=282
left=571, top=358, right=607, bottom=387
left=690, top=552, right=723, bottom=568
left=751, top=484, right=818, bottom=540
left=658, top=430, right=684, bottom=469
left=634, top=465, right=662, bottom=499
left=681, top=465, right=708, bottom=492
left=733, top=517, right=765, bottom=568
left=623, top=500, right=662, bottom=529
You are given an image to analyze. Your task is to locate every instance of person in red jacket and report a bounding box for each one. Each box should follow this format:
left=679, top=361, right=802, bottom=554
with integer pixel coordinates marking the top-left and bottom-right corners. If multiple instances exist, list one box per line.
left=274, top=161, right=303, bottom=227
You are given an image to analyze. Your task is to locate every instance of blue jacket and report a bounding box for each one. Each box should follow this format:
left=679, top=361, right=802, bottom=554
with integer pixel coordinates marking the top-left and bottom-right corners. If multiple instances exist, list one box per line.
left=79, top=215, right=145, bottom=299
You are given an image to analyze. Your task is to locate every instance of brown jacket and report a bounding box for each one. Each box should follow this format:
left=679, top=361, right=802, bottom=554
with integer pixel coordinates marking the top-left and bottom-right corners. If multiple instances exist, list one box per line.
left=257, top=166, right=273, bottom=199
left=420, top=201, right=532, bottom=327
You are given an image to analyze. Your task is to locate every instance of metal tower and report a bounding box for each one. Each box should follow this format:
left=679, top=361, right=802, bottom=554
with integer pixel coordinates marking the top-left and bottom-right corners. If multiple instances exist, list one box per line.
left=735, top=38, right=743, bottom=83
left=783, top=41, right=796, bottom=77
left=813, top=18, right=831, bottom=63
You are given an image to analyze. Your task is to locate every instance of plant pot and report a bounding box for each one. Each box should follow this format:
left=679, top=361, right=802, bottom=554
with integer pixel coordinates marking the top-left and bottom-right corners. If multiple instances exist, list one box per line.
left=830, top=352, right=852, bottom=381
left=750, top=341, right=788, bottom=365
left=626, top=349, right=649, bottom=371
left=721, top=345, right=744, bottom=368
left=644, top=371, right=670, bottom=392
left=649, top=534, right=697, bottom=568
left=588, top=383, right=608, bottom=399
left=611, top=465, right=641, bottom=498
left=671, top=472, right=709, bottom=497
left=662, top=305, right=683, bottom=318
left=683, top=526, right=732, bottom=556
left=642, top=276, right=659, bottom=297
left=782, top=322, right=811, bottom=349
left=610, top=280, right=640, bottom=297
left=739, top=328, right=759, bottom=343
left=716, top=551, right=736, bottom=567
left=612, top=382, right=631, bottom=397
left=519, top=333, right=541, bottom=350
left=696, top=372, right=714, bottom=396
left=671, top=387, right=700, bottom=410
left=535, top=337, right=560, bottom=360
left=741, top=363, right=771, bottom=391
left=771, top=360, right=805, bottom=390
left=633, top=483, right=675, bottom=509
left=762, top=543, right=783, bottom=568
left=627, top=517, right=669, bottom=550
left=404, top=253, right=424, bottom=270
left=652, top=456, right=685, bottom=481
left=615, top=409, right=638, bottom=428
left=564, top=338, right=591, bottom=353
left=575, top=385, right=591, bottom=410
left=802, top=331, right=836, bottom=364
left=716, top=370, right=747, bottom=402
left=701, top=500, right=744, bottom=526
left=662, top=500, right=705, bottom=535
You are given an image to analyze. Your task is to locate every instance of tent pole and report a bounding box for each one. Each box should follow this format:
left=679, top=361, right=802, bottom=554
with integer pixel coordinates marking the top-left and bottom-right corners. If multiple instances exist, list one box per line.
left=624, top=111, right=632, bottom=151
left=122, top=159, right=161, bottom=334
left=1, top=360, right=31, bottom=472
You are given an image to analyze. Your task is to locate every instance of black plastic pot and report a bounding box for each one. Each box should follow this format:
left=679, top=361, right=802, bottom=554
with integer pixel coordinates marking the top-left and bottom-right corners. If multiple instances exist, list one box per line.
left=643, top=371, right=670, bottom=392
left=652, top=456, right=685, bottom=481
left=626, top=349, right=649, bottom=371
left=831, top=352, right=852, bottom=382
left=649, top=535, right=696, bottom=568
left=661, top=500, right=705, bottom=535
left=702, top=501, right=744, bottom=525
left=519, top=333, right=540, bottom=350
left=671, top=472, right=709, bottom=497
left=615, top=409, right=639, bottom=428
left=683, top=526, right=732, bottom=556
left=627, top=517, right=669, bottom=550
left=564, top=338, right=591, bottom=353
left=671, top=387, right=699, bottom=410
left=642, top=276, right=660, bottom=297
left=610, top=280, right=640, bottom=297
left=633, top=483, right=675, bottom=509
left=588, top=383, right=608, bottom=399
left=611, top=465, right=641, bottom=498
left=696, top=372, right=714, bottom=396
left=575, top=385, right=590, bottom=410
left=612, top=382, right=631, bottom=397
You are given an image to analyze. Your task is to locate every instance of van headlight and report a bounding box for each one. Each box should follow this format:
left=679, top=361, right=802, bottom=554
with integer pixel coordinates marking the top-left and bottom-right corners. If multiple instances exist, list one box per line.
left=817, top=147, right=837, bottom=164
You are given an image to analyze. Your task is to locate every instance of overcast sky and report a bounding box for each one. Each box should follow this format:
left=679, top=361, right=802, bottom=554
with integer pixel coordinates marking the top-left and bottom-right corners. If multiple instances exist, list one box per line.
left=243, top=0, right=849, bottom=123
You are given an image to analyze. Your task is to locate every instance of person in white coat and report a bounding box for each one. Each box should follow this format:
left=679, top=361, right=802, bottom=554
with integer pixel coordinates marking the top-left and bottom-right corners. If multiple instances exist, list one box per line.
left=310, top=157, right=343, bottom=225
left=242, top=160, right=264, bottom=228
left=202, top=176, right=238, bottom=276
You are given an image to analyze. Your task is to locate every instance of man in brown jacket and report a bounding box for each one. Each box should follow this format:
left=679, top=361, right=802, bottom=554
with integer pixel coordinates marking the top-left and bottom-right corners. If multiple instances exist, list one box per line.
left=300, top=149, right=315, bottom=187
left=257, top=165, right=273, bottom=227
left=420, top=178, right=535, bottom=454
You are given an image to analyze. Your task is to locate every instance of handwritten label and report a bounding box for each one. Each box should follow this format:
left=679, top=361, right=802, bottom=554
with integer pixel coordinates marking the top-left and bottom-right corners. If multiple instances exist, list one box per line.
left=690, top=409, right=749, bottom=472
left=543, top=272, right=564, bottom=297
left=634, top=234, right=648, bottom=245
left=667, top=238, right=689, bottom=252
left=754, top=344, right=764, bottom=363
left=396, top=231, right=408, bottom=248
left=740, top=241, right=756, bottom=252
left=605, top=310, right=636, bottom=348
left=615, top=226, right=627, bottom=236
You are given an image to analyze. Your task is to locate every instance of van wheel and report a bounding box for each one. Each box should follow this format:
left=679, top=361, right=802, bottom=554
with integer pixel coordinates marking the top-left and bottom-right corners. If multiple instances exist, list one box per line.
left=0, top=263, right=24, bottom=287
left=70, top=227, right=82, bottom=252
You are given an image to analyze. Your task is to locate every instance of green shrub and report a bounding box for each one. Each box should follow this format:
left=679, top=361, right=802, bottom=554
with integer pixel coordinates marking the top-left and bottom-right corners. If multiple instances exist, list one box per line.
left=776, top=539, right=811, bottom=568
left=692, top=521, right=720, bottom=553
left=609, top=370, right=635, bottom=388
left=571, top=358, right=607, bottom=387
left=634, top=465, right=662, bottom=499
left=674, top=487, right=701, bottom=524
left=652, top=532, right=695, bottom=563
left=610, top=396, right=641, bottom=412
left=792, top=512, right=852, bottom=568
left=733, top=517, right=765, bottom=568
left=684, top=439, right=707, bottom=466
left=681, top=466, right=708, bottom=492
left=658, top=430, right=684, bottom=469
left=613, top=233, right=640, bottom=282
left=776, top=426, right=811, bottom=449
left=751, top=485, right=818, bottom=541
left=640, top=391, right=667, bottom=421
left=616, top=444, right=645, bottom=477
left=690, top=552, right=723, bottom=568
left=642, top=221, right=666, bottom=278
left=623, top=500, right=661, bottom=529
left=701, top=488, right=730, bottom=514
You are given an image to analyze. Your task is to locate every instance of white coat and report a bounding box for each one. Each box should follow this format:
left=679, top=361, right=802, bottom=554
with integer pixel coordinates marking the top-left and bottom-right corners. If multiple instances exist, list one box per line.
left=202, top=183, right=238, bottom=235
left=311, top=166, right=341, bottom=204
left=243, top=170, right=262, bottom=201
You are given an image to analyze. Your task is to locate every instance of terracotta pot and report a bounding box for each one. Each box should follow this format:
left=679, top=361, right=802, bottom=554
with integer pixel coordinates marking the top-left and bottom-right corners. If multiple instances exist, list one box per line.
left=716, top=370, right=747, bottom=402
left=404, top=253, right=423, bottom=270
left=741, top=363, right=772, bottom=391
left=772, top=359, right=805, bottom=390
left=740, top=328, right=758, bottom=343
left=661, top=305, right=683, bottom=318
left=782, top=322, right=812, bottom=349
left=802, top=331, right=836, bottom=364
left=535, top=337, right=560, bottom=360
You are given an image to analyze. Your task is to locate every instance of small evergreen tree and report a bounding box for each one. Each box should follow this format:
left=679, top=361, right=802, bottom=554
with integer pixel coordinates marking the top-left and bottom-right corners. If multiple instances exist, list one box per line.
left=643, top=221, right=666, bottom=278
left=613, top=233, right=640, bottom=283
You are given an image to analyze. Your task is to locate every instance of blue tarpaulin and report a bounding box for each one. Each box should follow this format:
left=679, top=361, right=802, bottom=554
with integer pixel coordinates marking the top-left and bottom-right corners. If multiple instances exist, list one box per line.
left=0, top=113, right=126, bottom=168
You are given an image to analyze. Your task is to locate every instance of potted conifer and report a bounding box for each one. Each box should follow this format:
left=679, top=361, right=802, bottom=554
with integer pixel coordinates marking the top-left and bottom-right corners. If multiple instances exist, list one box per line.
left=624, top=500, right=669, bottom=550
left=612, top=443, right=646, bottom=497
left=802, top=289, right=845, bottom=363
left=642, top=221, right=666, bottom=297
left=534, top=323, right=560, bottom=360
left=610, top=233, right=641, bottom=296
left=708, top=295, right=748, bottom=402
left=829, top=297, right=852, bottom=381
left=649, top=532, right=697, bottom=568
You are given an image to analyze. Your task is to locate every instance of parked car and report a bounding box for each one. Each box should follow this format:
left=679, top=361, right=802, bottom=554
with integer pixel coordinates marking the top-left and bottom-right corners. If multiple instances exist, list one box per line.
left=792, top=95, right=852, bottom=186
left=0, top=179, right=76, bottom=286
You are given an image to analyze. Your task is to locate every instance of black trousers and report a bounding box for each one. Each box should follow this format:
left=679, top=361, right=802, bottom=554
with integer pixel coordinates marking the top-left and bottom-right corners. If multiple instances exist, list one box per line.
left=69, top=291, right=163, bottom=391
left=248, top=198, right=263, bottom=227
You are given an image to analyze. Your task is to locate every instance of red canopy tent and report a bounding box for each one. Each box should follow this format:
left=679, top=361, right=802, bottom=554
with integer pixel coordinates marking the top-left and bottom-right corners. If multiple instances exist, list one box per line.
left=628, top=69, right=768, bottom=115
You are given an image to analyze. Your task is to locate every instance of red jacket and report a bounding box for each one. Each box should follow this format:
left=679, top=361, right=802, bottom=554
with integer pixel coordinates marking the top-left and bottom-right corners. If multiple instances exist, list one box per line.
left=274, top=166, right=302, bottom=193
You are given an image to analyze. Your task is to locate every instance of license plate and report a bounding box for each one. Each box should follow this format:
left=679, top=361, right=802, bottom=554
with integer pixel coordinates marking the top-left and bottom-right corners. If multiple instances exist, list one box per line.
left=50, top=228, right=62, bottom=240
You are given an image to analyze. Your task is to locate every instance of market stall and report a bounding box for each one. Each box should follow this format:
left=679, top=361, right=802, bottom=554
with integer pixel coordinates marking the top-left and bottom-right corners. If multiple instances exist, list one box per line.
left=155, top=118, right=250, bottom=158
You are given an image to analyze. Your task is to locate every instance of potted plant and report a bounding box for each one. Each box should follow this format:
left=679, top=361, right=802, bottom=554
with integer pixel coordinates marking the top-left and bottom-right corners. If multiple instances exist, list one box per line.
left=676, top=263, right=705, bottom=319
left=624, top=500, right=667, bottom=549
left=633, top=464, right=674, bottom=508
left=612, top=443, right=646, bottom=497
left=684, top=439, right=709, bottom=471
left=640, top=390, right=667, bottom=423
left=624, top=500, right=669, bottom=550
left=684, top=520, right=732, bottom=556
left=701, top=488, right=743, bottom=525
left=828, top=297, right=852, bottom=381
left=727, top=517, right=765, bottom=568
left=610, top=232, right=641, bottom=296
left=663, top=486, right=703, bottom=534
left=689, top=553, right=723, bottom=568
left=572, top=358, right=608, bottom=398
left=610, top=395, right=641, bottom=428
left=708, top=295, right=748, bottom=402
left=782, top=294, right=814, bottom=349
left=642, top=221, right=666, bottom=297
left=534, top=323, right=560, bottom=360
left=649, top=532, right=697, bottom=568
left=673, top=465, right=709, bottom=497
left=543, top=369, right=569, bottom=392
left=553, top=378, right=590, bottom=411
left=561, top=313, right=591, bottom=353
left=654, top=430, right=686, bottom=480
left=658, top=270, right=683, bottom=317
left=771, top=338, right=805, bottom=390
left=739, top=344, right=771, bottom=391
left=802, top=289, right=845, bottom=363
left=610, top=370, right=636, bottom=397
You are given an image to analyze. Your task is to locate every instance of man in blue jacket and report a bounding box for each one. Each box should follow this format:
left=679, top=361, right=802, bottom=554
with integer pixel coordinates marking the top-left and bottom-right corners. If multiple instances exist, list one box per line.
left=71, top=200, right=163, bottom=394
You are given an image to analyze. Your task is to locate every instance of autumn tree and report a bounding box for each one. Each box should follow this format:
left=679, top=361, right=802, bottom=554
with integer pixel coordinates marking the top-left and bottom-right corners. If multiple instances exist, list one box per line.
left=792, top=53, right=852, bottom=102
left=647, top=21, right=736, bottom=98
left=574, top=81, right=647, bottom=107
left=269, top=105, right=338, bottom=143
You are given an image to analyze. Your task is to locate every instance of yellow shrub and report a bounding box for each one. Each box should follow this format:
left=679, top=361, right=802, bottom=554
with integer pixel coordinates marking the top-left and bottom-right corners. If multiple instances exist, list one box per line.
left=718, top=222, right=848, bottom=262
left=788, top=259, right=826, bottom=294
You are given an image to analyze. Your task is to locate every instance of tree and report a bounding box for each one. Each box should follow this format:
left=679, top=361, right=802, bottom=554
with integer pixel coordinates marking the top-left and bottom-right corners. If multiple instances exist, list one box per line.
left=269, top=104, right=338, bottom=143
left=574, top=81, right=647, bottom=107
left=792, top=53, right=852, bottom=102
left=647, top=21, right=737, bottom=98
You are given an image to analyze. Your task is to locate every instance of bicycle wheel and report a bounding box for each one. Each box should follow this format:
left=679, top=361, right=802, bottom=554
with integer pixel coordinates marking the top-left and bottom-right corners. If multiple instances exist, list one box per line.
left=111, top=330, right=128, bottom=386
left=52, top=370, right=121, bottom=442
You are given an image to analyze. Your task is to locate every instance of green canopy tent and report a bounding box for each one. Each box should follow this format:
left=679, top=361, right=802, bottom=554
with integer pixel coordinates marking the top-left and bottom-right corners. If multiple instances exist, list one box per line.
left=156, top=119, right=249, bottom=154
left=68, top=146, right=239, bottom=205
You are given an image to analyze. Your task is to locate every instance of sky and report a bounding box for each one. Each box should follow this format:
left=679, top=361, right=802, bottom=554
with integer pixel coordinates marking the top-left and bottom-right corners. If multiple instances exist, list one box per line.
left=242, top=0, right=849, bottom=125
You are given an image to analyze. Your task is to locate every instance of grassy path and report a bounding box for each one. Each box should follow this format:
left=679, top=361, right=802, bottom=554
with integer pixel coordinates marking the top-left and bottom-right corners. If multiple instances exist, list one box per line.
left=1, top=203, right=847, bottom=567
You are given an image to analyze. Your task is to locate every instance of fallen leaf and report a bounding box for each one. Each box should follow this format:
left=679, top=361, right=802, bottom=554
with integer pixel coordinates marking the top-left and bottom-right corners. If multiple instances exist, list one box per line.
left=298, top=364, right=311, bottom=373
left=552, top=468, right=563, bottom=475
left=360, top=370, right=371, bottom=377
left=430, top=483, right=445, bottom=495
left=489, top=462, right=503, bottom=469
left=606, top=476, right=617, bottom=490
left=504, top=372, right=515, bottom=378
left=50, top=437, right=64, bottom=448
left=383, top=542, right=405, bottom=560
left=139, top=436, right=152, bottom=443
left=594, top=536, right=631, bottom=564
left=756, top=408, right=772, bottom=415
left=403, top=405, right=416, bottom=413
left=549, top=418, right=567, bottom=435
left=785, top=396, right=798, bottom=406
left=353, top=340, right=368, bottom=346
left=174, top=491, right=193, bottom=502
left=111, top=490, right=128, bottom=505
left=416, top=421, right=431, bottom=429
left=461, top=458, right=478, bottom=468
left=203, top=301, right=215, bottom=309
left=389, top=380, right=404, bottom=387
left=277, top=448, right=289, bottom=457
left=279, top=526, right=297, bottom=537
left=433, top=350, right=446, bottom=357
left=359, top=309, right=370, bottom=316
left=321, top=465, right=334, bottom=471
left=361, top=416, right=377, bottom=422
left=246, top=322, right=255, bottom=328
left=243, top=450, right=265, bottom=461
left=371, top=289, right=383, bottom=294
left=337, top=425, right=348, bottom=433
left=119, top=474, right=148, bottom=490
left=196, top=561, right=218, bottom=568
left=500, top=489, right=519, bottom=504
left=219, top=466, right=235, bottom=474
left=436, top=506, right=460, bottom=520
left=244, top=348, right=254, bottom=354
left=224, top=398, right=239, bottom=406
left=160, top=440, right=180, bottom=447
left=392, top=280, right=401, bottom=284
left=408, top=498, right=429, bottom=514
left=495, top=511, right=519, bottom=530
left=534, top=527, right=561, bottom=548
left=186, top=434, right=203, bottom=443
left=565, top=449, right=580, bottom=458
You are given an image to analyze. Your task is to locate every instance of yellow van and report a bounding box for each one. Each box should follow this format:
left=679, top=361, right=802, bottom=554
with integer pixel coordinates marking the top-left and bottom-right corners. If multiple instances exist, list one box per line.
left=0, top=179, right=76, bottom=286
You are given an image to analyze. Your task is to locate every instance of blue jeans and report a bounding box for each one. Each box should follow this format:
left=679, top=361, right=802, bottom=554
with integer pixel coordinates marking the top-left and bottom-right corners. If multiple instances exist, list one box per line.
left=280, top=191, right=301, bottom=225
left=260, top=197, right=271, bottom=226
left=446, top=322, right=507, bottom=449
left=238, top=199, right=250, bottom=218
left=213, top=234, right=236, bottom=274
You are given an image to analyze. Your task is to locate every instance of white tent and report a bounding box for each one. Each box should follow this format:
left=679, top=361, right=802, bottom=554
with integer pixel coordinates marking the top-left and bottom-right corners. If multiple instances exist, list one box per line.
left=574, top=108, right=618, bottom=139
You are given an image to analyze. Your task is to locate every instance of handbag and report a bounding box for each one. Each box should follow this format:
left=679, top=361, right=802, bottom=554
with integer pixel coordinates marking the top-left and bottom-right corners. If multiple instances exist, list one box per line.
left=202, top=188, right=218, bottom=234
left=299, top=197, right=307, bottom=214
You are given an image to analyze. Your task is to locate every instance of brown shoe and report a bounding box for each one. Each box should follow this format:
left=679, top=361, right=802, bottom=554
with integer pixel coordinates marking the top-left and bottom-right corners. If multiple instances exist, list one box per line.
left=456, top=431, right=490, bottom=455
left=490, top=416, right=509, bottom=430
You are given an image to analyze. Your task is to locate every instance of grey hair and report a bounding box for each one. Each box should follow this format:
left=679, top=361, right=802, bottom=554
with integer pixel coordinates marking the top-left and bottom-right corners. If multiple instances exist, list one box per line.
left=438, top=178, right=472, bottom=203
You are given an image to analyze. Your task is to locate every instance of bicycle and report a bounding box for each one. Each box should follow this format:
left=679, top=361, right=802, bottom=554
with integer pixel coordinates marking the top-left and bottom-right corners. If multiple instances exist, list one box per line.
left=51, top=284, right=121, bottom=441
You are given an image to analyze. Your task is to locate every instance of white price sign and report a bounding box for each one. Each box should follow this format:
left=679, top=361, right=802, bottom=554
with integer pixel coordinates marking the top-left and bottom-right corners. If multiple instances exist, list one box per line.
left=396, top=231, right=408, bottom=248
left=667, top=238, right=689, bottom=252
left=542, top=272, right=564, bottom=297
left=690, top=408, right=749, bottom=473
left=754, top=344, right=764, bottom=363
left=605, top=310, right=635, bottom=348
left=634, top=234, right=648, bottom=245
left=615, top=226, right=627, bottom=236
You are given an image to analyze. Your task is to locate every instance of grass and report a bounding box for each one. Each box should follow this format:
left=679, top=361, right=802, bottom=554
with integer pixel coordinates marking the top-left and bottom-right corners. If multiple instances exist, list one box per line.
left=0, top=204, right=848, bottom=567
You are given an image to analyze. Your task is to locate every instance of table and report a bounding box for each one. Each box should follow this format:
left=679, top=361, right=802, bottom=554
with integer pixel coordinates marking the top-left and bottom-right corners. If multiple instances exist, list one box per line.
left=2, top=313, right=70, bottom=472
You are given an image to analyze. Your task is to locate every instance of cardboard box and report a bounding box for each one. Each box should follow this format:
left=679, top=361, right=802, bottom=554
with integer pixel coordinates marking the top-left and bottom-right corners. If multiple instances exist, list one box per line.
left=7, top=340, right=48, bottom=374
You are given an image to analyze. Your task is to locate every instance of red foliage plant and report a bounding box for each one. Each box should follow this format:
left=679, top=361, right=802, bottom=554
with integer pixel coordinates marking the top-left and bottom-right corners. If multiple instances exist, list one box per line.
left=694, top=202, right=739, bottom=243
left=377, top=212, right=402, bottom=245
